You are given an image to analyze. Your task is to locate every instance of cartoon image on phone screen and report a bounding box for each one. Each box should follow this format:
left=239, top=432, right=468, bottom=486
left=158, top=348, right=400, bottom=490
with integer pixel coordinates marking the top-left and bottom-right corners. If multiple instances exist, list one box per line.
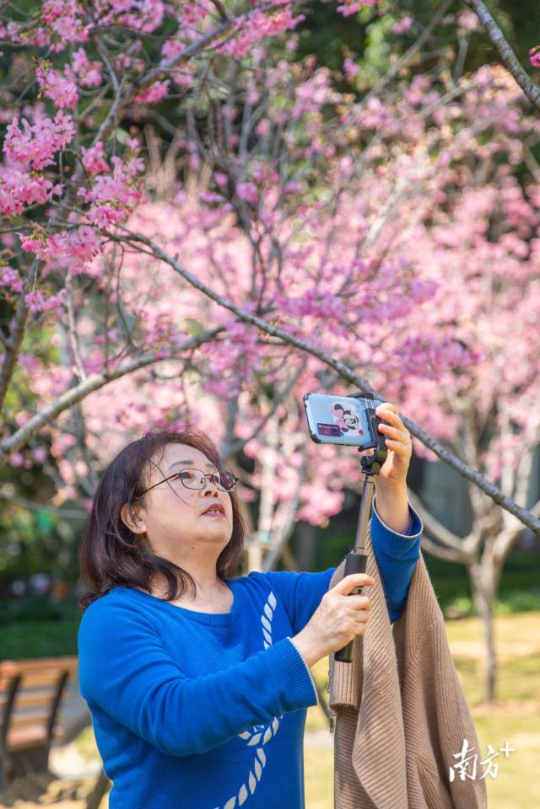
left=303, top=393, right=385, bottom=450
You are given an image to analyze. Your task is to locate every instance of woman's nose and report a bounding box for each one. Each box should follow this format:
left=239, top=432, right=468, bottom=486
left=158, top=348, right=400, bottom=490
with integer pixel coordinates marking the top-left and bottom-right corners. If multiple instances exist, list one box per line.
left=202, top=476, right=219, bottom=494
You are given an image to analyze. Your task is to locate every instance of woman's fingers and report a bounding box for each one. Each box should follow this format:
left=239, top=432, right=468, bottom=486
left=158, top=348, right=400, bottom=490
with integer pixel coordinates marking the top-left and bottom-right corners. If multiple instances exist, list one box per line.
left=377, top=402, right=399, bottom=415
left=375, top=404, right=411, bottom=455
left=379, top=424, right=409, bottom=446
left=377, top=408, right=410, bottom=436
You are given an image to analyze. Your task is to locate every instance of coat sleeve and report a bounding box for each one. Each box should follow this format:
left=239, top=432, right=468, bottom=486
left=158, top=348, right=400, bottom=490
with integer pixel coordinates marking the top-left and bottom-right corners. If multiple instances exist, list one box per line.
left=77, top=601, right=318, bottom=757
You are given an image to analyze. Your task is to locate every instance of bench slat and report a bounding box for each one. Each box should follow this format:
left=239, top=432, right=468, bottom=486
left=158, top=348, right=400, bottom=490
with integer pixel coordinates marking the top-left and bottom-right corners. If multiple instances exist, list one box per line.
left=1, top=656, right=77, bottom=763
left=11, top=692, right=62, bottom=710
left=6, top=671, right=74, bottom=689
left=7, top=726, right=47, bottom=750
left=0, top=656, right=77, bottom=671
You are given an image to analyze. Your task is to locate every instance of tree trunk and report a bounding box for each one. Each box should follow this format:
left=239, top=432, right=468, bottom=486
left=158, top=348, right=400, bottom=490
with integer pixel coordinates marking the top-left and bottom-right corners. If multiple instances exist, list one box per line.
left=247, top=541, right=263, bottom=572
left=468, top=557, right=501, bottom=703
left=295, top=521, right=316, bottom=570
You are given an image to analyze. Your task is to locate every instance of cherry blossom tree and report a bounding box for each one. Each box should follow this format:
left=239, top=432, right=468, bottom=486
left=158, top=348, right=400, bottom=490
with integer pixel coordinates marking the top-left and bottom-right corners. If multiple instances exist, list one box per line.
left=1, top=1, right=540, bottom=708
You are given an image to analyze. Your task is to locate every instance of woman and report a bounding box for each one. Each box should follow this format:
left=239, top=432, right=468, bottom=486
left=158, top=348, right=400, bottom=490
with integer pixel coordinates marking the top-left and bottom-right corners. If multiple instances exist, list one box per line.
left=77, top=403, right=422, bottom=809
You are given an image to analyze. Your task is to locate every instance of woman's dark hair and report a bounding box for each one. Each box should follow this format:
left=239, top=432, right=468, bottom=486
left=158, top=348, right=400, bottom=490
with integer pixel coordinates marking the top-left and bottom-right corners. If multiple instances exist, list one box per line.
left=78, top=429, right=245, bottom=615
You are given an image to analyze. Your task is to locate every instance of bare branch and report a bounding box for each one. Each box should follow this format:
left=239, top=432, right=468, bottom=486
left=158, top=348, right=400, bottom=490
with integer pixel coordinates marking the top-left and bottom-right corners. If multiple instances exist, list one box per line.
left=465, top=0, right=540, bottom=111
left=420, top=534, right=470, bottom=564
left=407, top=489, right=473, bottom=561
left=64, top=274, right=87, bottom=383
left=209, top=0, right=233, bottom=22
left=227, top=358, right=307, bottom=455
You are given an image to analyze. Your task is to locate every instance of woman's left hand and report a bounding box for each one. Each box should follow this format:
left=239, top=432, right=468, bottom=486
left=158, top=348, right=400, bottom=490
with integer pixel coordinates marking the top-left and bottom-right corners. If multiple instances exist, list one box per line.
left=373, top=403, right=412, bottom=488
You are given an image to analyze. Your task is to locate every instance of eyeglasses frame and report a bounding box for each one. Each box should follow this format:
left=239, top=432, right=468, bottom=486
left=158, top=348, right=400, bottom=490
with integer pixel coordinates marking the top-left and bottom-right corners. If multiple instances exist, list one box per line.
left=134, top=467, right=239, bottom=499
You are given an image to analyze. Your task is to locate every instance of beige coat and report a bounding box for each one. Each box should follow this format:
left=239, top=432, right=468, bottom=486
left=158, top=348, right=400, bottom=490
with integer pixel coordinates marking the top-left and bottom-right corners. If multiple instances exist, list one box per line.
left=329, top=527, right=488, bottom=809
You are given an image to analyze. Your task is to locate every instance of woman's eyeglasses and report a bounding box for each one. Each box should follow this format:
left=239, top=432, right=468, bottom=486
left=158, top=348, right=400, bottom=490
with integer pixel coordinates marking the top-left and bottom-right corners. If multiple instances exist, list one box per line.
left=135, top=468, right=239, bottom=498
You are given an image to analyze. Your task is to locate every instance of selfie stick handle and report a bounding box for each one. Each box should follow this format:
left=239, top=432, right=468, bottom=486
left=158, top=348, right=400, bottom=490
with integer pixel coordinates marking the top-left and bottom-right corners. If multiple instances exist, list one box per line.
left=334, top=475, right=376, bottom=663
left=333, top=408, right=387, bottom=664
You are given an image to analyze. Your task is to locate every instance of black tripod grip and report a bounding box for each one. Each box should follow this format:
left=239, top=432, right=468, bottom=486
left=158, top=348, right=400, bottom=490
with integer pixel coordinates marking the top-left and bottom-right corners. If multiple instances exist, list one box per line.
left=334, top=550, right=368, bottom=663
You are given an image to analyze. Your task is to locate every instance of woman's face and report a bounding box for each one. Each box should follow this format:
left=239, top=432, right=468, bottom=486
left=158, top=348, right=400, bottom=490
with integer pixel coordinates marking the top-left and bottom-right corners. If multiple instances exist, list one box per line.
left=124, top=443, right=234, bottom=560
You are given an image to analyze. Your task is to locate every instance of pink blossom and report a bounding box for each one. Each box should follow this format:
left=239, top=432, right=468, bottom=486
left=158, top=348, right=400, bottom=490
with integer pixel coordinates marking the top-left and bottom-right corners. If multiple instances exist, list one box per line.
left=4, top=111, right=75, bottom=171
left=337, top=0, right=377, bottom=18
left=72, top=48, right=103, bottom=87
left=31, top=447, right=48, bottom=463
left=392, top=16, right=414, bottom=35
left=10, top=453, right=25, bottom=467
left=110, top=0, right=165, bottom=34
left=236, top=182, right=259, bottom=204
left=36, top=65, right=78, bottom=109
left=343, top=57, right=360, bottom=82
left=457, top=10, right=480, bottom=31
left=41, top=0, right=91, bottom=47
left=135, top=81, right=170, bottom=104
left=530, top=46, right=540, bottom=69
left=0, top=267, right=23, bottom=293
left=0, top=166, right=63, bottom=216
left=18, top=226, right=101, bottom=276
left=218, top=8, right=304, bottom=58
left=82, top=142, right=109, bottom=174
left=79, top=153, right=144, bottom=227
left=25, top=289, right=68, bottom=314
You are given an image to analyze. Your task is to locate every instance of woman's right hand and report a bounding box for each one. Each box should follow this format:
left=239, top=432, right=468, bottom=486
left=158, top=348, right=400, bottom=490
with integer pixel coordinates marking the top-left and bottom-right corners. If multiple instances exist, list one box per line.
left=290, top=574, right=375, bottom=668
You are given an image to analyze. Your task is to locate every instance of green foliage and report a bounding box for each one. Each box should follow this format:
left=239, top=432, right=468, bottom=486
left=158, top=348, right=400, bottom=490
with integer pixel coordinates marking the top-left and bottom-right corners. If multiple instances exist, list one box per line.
left=423, top=550, right=540, bottom=617
left=1, top=599, right=80, bottom=658
left=296, top=0, right=540, bottom=86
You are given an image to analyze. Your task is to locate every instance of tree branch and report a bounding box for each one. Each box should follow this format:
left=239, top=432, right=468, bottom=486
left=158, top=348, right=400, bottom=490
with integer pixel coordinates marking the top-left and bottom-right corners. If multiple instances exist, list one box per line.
left=407, top=489, right=473, bottom=560
left=110, top=227, right=540, bottom=536
left=0, top=328, right=223, bottom=463
left=465, top=0, right=540, bottom=111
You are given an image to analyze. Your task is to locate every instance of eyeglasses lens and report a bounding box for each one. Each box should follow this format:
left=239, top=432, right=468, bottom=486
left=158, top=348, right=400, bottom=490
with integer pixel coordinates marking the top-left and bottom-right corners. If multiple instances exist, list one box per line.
left=180, top=469, right=236, bottom=491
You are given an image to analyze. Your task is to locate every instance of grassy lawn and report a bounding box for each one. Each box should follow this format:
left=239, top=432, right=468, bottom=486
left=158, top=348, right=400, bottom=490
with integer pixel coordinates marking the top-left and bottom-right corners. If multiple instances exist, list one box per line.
left=303, top=611, right=540, bottom=809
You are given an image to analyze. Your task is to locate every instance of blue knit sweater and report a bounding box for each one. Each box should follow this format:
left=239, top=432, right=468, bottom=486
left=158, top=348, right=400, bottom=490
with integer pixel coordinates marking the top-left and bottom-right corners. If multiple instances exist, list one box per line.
left=78, top=502, right=422, bottom=809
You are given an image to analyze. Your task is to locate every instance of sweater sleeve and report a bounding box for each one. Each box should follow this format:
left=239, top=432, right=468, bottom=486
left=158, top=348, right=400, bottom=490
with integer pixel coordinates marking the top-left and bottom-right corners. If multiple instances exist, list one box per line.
left=261, top=567, right=336, bottom=636
left=371, top=498, right=423, bottom=623
left=77, top=601, right=318, bottom=758
left=262, top=501, right=423, bottom=633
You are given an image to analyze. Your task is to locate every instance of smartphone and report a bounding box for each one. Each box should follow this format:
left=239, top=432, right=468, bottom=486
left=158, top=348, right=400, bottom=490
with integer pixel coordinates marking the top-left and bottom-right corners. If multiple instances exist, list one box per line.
left=303, top=392, right=385, bottom=449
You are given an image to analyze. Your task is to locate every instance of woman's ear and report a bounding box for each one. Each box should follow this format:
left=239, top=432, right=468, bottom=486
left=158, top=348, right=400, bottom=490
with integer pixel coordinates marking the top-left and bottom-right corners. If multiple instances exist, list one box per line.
left=120, top=502, right=147, bottom=536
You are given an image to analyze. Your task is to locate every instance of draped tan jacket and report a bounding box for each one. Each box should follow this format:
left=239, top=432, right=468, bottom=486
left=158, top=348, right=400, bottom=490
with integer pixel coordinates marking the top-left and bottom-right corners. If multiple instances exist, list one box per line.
left=328, top=527, right=488, bottom=809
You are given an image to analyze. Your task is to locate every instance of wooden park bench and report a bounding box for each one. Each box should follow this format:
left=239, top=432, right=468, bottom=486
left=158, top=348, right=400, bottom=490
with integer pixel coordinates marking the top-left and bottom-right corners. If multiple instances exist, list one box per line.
left=0, top=655, right=78, bottom=792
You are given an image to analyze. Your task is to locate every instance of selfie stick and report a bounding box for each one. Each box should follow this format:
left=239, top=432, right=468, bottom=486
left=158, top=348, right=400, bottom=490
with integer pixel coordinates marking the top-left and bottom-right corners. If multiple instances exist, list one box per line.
left=334, top=398, right=388, bottom=664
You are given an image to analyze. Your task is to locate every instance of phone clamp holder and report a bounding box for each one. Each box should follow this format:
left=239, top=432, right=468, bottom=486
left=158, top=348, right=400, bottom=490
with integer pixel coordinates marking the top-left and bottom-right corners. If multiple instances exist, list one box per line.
left=334, top=402, right=388, bottom=664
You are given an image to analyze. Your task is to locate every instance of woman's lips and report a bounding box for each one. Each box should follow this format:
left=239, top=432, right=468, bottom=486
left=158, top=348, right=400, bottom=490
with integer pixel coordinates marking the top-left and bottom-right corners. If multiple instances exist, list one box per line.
left=202, top=504, right=226, bottom=517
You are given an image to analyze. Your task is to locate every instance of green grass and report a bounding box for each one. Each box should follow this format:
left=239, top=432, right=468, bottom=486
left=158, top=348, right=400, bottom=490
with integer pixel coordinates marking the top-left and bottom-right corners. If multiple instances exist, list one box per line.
left=305, top=748, right=334, bottom=809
